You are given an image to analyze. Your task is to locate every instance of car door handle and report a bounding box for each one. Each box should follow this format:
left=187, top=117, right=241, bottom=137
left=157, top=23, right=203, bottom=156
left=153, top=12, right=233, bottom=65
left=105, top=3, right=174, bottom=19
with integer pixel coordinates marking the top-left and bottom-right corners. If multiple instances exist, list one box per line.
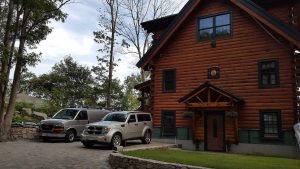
left=134, top=124, right=138, bottom=126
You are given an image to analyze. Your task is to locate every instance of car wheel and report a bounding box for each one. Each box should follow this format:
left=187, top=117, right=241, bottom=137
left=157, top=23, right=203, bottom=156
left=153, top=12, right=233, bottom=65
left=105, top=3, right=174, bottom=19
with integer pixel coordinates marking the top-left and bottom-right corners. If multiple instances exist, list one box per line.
left=142, top=130, right=151, bottom=144
left=65, top=130, right=75, bottom=142
left=82, top=141, right=94, bottom=148
left=111, top=133, right=122, bottom=148
left=42, top=137, right=49, bottom=142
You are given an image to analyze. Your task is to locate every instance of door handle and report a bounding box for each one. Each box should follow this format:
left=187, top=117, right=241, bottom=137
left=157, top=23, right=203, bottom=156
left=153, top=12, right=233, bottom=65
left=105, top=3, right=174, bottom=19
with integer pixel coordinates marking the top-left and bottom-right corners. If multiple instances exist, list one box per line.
left=134, top=124, right=138, bottom=126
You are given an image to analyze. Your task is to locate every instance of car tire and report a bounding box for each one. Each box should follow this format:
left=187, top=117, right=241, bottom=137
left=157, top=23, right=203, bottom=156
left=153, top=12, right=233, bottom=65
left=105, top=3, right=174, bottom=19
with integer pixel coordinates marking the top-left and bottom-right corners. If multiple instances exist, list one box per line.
left=82, top=141, right=94, bottom=148
left=142, top=130, right=151, bottom=144
left=65, top=130, right=75, bottom=143
left=42, top=137, right=49, bottom=142
left=111, top=133, right=122, bottom=148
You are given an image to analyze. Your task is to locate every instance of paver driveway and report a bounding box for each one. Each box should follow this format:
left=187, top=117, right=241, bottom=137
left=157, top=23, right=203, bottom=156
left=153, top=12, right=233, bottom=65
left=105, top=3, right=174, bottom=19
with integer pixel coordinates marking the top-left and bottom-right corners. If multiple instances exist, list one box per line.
left=0, top=140, right=174, bottom=169
left=0, top=140, right=112, bottom=169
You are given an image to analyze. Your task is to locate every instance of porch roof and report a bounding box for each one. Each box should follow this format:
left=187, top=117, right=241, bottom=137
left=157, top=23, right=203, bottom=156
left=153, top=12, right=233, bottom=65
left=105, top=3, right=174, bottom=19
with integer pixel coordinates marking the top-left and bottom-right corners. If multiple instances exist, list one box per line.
left=178, top=82, right=244, bottom=106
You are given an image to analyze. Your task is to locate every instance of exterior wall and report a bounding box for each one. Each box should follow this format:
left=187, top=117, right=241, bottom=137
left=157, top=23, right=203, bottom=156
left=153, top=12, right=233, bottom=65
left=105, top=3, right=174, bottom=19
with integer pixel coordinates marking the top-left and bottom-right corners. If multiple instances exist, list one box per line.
left=150, top=0, right=296, bottom=145
left=152, top=138, right=299, bottom=159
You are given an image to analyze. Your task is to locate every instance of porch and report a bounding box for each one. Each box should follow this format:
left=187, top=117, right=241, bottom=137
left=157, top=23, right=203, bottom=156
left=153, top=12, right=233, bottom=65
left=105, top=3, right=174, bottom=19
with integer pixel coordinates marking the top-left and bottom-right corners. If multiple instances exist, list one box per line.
left=178, top=82, right=244, bottom=151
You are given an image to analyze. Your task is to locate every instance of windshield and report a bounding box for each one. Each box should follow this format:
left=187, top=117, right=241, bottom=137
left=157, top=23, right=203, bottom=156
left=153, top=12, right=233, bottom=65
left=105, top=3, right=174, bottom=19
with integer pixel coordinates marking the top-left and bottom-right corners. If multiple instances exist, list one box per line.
left=103, top=113, right=127, bottom=122
left=52, top=109, right=79, bottom=120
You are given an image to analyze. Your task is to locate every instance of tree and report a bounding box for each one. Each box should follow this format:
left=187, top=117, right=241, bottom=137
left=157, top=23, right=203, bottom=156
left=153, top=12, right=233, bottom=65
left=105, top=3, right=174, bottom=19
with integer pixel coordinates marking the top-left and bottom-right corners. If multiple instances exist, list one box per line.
left=0, top=0, right=70, bottom=141
left=121, top=74, right=142, bottom=110
left=118, top=0, right=185, bottom=80
left=29, top=56, right=94, bottom=108
left=94, top=0, right=129, bottom=108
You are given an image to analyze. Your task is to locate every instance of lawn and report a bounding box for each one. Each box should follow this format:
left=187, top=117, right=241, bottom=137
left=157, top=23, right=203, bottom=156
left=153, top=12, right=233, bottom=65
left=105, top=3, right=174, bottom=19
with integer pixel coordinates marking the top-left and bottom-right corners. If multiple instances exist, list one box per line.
left=122, top=149, right=300, bottom=169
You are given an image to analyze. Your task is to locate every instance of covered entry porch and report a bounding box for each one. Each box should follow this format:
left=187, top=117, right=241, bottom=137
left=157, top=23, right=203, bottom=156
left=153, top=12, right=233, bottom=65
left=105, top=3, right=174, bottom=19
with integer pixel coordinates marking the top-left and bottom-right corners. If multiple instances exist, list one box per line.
left=179, top=82, right=244, bottom=151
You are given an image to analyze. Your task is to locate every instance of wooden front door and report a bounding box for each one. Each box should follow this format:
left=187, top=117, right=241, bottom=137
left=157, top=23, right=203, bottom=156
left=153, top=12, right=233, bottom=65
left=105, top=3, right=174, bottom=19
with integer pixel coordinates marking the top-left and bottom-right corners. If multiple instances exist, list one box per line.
left=205, top=112, right=225, bottom=151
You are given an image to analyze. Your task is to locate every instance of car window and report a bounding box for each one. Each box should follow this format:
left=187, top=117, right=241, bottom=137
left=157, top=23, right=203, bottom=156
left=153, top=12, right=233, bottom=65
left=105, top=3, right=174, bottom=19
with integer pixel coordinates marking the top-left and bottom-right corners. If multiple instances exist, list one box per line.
left=76, top=111, right=88, bottom=120
left=137, top=114, right=151, bottom=122
left=53, top=109, right=78, bottom=120
left=128, top=114, right=136, bottom=122
left=103, top=113, right=127, bottom=122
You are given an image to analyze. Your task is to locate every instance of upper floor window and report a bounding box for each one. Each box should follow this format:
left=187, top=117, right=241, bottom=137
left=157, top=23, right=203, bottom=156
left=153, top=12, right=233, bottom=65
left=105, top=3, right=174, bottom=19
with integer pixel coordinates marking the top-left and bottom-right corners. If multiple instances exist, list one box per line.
left=198, top=13, right=231, bottom=41
left=163, top=69, right=176, bottom=92
left=258, top=60, right=279, bottom=88
left=260, top=110, right=281, bottom=140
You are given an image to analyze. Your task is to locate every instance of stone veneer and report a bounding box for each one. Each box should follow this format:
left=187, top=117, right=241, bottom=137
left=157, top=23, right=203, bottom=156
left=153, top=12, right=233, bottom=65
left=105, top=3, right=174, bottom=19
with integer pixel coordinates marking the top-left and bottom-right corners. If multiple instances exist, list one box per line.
left=10, top=127, right=39, bottom=140
left=109, top=152, right=211, bottom=169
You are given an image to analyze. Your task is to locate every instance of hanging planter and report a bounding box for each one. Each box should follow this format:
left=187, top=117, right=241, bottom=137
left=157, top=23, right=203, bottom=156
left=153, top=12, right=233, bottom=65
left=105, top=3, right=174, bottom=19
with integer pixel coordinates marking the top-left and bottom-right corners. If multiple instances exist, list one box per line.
left=225, top=110, right=238, bottom=118
left=183, top=111, right=193, bottom=118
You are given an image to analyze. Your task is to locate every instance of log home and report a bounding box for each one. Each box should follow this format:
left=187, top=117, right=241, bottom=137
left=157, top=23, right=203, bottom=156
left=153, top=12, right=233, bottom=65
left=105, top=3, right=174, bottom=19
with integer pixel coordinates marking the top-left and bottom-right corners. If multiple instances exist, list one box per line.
left=135, top=0, right=300, bottom=157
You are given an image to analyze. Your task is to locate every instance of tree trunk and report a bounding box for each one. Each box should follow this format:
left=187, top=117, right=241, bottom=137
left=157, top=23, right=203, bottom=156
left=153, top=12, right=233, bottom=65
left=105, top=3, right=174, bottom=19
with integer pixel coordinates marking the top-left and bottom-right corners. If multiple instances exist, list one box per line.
left=0, top=5, right=27, bottom=141
left=106, top=0, right=118, bottom=108
left=0, top=35, right=25, bottom=141
left=0, top=0, right=14, bottom=124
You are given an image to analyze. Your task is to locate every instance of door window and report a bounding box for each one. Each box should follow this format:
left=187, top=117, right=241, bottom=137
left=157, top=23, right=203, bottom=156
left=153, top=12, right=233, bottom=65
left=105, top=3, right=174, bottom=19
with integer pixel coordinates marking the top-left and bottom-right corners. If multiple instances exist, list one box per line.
left=128, top=114, right=136, bottom=123
left=76, top=111, right=88, bottom=120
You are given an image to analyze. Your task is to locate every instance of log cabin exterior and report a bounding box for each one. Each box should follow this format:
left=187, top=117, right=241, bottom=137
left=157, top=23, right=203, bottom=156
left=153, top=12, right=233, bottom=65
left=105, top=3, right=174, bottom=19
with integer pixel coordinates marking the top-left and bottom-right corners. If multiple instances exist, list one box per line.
left=135, top=0, right=300, bottom=156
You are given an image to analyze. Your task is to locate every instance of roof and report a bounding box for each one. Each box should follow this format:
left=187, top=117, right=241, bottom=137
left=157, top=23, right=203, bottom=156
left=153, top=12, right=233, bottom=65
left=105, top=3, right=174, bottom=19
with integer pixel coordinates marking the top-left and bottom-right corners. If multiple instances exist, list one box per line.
left=178, top=82, right=244, bottom=103
left=109, top=111, right=150, bottom=115
left=137, top=0, right=199, bottom=69
left=137, top=0, right=300, bottom=68
left=141, top=14, right=178, bottom=32
left=134, top=80, right=151, bottom=92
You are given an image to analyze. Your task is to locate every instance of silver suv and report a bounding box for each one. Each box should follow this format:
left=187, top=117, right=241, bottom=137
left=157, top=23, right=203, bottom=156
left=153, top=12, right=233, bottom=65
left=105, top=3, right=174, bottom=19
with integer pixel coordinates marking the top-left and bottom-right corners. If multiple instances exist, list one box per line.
left=81, top=111, right=152, bottom=148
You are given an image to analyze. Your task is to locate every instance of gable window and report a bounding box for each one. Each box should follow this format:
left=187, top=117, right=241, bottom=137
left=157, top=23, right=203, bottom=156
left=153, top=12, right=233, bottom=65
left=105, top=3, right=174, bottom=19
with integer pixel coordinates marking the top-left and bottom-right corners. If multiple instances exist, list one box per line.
left=163, top=69, right=176, bottom=92
left=260, top=110, right=281, bottom=139
left=258, top=60, right=279, bottom=88
left=198, top=12, right=231, bottom=40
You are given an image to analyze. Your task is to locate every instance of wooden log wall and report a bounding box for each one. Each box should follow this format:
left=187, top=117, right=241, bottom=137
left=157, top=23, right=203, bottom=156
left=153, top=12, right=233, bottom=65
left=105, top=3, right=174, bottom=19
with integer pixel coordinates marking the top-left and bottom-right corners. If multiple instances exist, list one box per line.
left=149, top=0, right=296, bottom=141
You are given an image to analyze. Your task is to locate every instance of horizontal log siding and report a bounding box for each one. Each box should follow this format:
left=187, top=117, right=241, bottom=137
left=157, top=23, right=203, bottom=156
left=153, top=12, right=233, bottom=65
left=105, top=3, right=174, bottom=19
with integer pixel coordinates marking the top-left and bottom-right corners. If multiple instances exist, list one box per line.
left=151, top=0, right=295, bottom=141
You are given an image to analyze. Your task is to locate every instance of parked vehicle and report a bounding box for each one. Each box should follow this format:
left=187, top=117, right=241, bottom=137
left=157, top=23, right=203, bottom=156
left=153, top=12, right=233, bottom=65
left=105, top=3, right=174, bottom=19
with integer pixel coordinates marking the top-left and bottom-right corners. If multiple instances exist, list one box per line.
left=11, top=122, right=23, bottom=128
left=81, top=111, right=153, bottom=148
left=40, top=108, right=110, bottom=142
left=23, top=122, right=39, bottom=128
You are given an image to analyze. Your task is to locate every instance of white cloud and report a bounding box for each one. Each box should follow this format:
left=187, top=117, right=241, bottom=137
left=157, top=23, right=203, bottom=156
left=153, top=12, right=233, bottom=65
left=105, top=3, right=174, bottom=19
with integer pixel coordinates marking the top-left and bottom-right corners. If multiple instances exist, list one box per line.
left=28, top=0, right=188, bottom=82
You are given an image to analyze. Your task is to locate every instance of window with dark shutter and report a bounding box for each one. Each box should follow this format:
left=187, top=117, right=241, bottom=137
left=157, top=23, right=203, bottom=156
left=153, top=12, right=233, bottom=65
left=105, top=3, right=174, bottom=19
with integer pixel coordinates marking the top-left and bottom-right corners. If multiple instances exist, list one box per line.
left=258, top=60, right=279, bottom=88
left=163, top=69, right=176, bottom=92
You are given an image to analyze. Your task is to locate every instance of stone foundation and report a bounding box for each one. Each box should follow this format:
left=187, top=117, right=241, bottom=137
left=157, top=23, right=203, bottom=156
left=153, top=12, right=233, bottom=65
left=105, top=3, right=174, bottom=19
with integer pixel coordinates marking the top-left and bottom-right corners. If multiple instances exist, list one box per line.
left=10, top=127, right=39, bottom=140
left=109, top=153, right=210, bottom=169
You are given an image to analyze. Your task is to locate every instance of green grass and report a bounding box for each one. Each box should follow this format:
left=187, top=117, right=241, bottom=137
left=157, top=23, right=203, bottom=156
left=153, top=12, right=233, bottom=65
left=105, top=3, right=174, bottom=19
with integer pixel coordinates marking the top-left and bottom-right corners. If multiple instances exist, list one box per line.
left=123, top=149, right=300, bottom=169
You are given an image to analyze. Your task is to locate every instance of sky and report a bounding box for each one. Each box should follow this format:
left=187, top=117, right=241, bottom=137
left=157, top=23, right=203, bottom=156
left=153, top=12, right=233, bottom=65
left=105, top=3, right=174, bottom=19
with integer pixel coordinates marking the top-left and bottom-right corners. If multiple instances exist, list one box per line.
left=29, top=0, right=140, bottom=82
left=28, top=0, right=187, bottom=82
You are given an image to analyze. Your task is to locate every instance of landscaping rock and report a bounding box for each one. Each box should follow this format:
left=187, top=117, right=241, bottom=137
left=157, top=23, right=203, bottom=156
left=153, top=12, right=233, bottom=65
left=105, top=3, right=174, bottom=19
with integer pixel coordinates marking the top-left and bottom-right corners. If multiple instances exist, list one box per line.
left=109, top=153, right=211, bottom=169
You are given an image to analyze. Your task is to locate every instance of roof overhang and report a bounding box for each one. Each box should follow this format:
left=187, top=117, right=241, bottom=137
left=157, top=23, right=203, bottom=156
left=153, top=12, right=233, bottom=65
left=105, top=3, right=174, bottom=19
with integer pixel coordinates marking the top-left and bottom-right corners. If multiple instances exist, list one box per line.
left=179, top=82, right=244, bottom=108
left=137, top=0, right=300, bottom=69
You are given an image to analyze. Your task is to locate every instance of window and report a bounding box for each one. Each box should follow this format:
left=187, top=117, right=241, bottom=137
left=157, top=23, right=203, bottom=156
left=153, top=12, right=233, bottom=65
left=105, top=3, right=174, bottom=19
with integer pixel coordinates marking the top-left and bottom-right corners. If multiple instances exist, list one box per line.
left=198, top=12, right=231, bottom=40
left=128, top=114, right=136, bottom=123
left=137, top=114, right=151, bottom=122
left=259, top=60, right=279, bottom=88
left=76, top=111, right=88, bottom=120
left=163, top=69, right=176, bottom=92
left=161, top=111, right=176, bottom=137
left=260, top=110, right=281, bottom=139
